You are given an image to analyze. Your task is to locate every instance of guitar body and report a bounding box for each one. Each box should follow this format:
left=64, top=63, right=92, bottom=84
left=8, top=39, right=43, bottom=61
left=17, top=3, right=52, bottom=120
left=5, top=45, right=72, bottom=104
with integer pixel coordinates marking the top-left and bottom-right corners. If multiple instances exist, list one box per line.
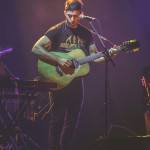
left=38, top=49, right=90, bottom=90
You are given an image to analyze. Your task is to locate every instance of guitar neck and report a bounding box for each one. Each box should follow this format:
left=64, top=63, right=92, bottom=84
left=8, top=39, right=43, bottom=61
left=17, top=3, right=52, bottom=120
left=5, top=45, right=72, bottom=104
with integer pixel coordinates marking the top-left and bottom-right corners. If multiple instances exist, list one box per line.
left=78, top=52, right=105, bottom=65
left=77, top=44, right=131, bottom=65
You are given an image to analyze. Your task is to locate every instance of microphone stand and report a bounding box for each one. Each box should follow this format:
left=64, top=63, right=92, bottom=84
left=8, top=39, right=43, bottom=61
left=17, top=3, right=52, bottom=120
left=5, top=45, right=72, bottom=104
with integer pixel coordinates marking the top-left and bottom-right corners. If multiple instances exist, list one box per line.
left=89, top=20, right=116, bottom=137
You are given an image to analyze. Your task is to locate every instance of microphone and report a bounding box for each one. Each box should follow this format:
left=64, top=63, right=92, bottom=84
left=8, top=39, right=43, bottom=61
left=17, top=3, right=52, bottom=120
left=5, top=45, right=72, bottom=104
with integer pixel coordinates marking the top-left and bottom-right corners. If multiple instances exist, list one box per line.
left=80, top=14, right=96, bottom=21
left=0, top=47, right=13, bottom=56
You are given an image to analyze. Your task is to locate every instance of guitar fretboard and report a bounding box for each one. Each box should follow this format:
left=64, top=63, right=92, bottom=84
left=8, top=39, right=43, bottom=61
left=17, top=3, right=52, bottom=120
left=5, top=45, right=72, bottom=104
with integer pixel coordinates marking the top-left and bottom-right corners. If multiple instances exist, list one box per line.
left=78, top=52, right=105, bottom=65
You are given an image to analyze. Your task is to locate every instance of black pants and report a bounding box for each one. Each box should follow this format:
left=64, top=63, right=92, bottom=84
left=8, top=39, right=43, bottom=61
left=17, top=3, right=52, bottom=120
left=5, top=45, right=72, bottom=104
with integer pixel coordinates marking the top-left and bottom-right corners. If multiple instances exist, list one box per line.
left=48, top=79, right=84, bottom=150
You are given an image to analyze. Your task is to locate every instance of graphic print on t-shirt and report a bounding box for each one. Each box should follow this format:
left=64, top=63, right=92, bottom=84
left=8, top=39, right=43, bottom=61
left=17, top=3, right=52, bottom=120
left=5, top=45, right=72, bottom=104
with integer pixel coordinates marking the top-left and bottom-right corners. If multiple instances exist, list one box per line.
left=59, top=35, right=84, bottom=51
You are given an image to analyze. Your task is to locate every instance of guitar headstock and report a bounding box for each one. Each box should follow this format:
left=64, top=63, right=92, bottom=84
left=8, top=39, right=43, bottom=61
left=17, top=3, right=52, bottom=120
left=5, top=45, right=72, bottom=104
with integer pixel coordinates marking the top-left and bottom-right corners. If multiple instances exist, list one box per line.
left=121, top=40, right=140, bottom=53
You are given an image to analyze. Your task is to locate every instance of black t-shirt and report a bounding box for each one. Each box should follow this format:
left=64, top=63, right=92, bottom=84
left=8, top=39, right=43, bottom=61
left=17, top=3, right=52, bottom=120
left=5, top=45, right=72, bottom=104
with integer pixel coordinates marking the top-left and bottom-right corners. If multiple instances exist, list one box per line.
left=44, top=21, right=94, bottom=94
left=45, top=21, right=94, bottom=54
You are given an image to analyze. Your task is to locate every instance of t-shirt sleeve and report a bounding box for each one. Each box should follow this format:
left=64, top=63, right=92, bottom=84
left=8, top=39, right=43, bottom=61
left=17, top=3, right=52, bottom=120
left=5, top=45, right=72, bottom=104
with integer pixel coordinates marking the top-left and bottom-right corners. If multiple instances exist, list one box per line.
left=44, top=23, right=62, bottom=50
left=45, top=25, right=60, bottom=42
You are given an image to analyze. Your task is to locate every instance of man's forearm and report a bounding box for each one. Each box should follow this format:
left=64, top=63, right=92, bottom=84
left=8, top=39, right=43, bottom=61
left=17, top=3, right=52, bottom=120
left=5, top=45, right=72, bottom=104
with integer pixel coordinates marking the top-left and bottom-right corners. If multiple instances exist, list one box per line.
left=32, top=36, right=59, bottom=66
left=32, top=45, right=59, bottom=66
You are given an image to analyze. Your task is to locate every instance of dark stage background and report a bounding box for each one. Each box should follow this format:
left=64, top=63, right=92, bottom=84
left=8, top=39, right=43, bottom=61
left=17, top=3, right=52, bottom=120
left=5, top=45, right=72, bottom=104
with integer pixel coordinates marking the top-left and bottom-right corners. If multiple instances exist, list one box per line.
left=0, top=0, right=150, bottom=149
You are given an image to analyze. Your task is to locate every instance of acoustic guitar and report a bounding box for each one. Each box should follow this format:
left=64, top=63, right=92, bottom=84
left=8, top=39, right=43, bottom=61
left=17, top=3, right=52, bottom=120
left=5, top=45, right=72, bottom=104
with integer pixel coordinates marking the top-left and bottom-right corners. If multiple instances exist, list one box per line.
left=38, top=40, right=140, bottom=90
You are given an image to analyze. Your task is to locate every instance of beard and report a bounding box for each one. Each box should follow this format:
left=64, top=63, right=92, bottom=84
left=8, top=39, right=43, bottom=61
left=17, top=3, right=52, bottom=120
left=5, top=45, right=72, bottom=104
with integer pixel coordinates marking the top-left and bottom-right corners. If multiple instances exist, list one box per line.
left=67, top=20, right=78, bottom=28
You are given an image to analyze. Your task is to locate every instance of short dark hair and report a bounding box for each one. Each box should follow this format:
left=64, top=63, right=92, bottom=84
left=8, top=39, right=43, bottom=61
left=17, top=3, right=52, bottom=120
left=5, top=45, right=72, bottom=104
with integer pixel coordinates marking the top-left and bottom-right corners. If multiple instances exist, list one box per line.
left=65, top=0, right=83, bottom=11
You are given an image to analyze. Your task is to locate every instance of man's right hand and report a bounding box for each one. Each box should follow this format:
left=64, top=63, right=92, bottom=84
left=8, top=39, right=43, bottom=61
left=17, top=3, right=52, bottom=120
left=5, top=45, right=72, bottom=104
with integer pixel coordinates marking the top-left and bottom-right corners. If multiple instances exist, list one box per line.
left=57, top=58, right=75, bottom=75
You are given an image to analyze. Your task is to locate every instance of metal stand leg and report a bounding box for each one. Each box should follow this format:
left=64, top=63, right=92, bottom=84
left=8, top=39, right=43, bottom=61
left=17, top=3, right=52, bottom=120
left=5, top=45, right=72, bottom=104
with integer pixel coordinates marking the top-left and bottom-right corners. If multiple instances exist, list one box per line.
left=0, top=100, right=19, bottom=150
